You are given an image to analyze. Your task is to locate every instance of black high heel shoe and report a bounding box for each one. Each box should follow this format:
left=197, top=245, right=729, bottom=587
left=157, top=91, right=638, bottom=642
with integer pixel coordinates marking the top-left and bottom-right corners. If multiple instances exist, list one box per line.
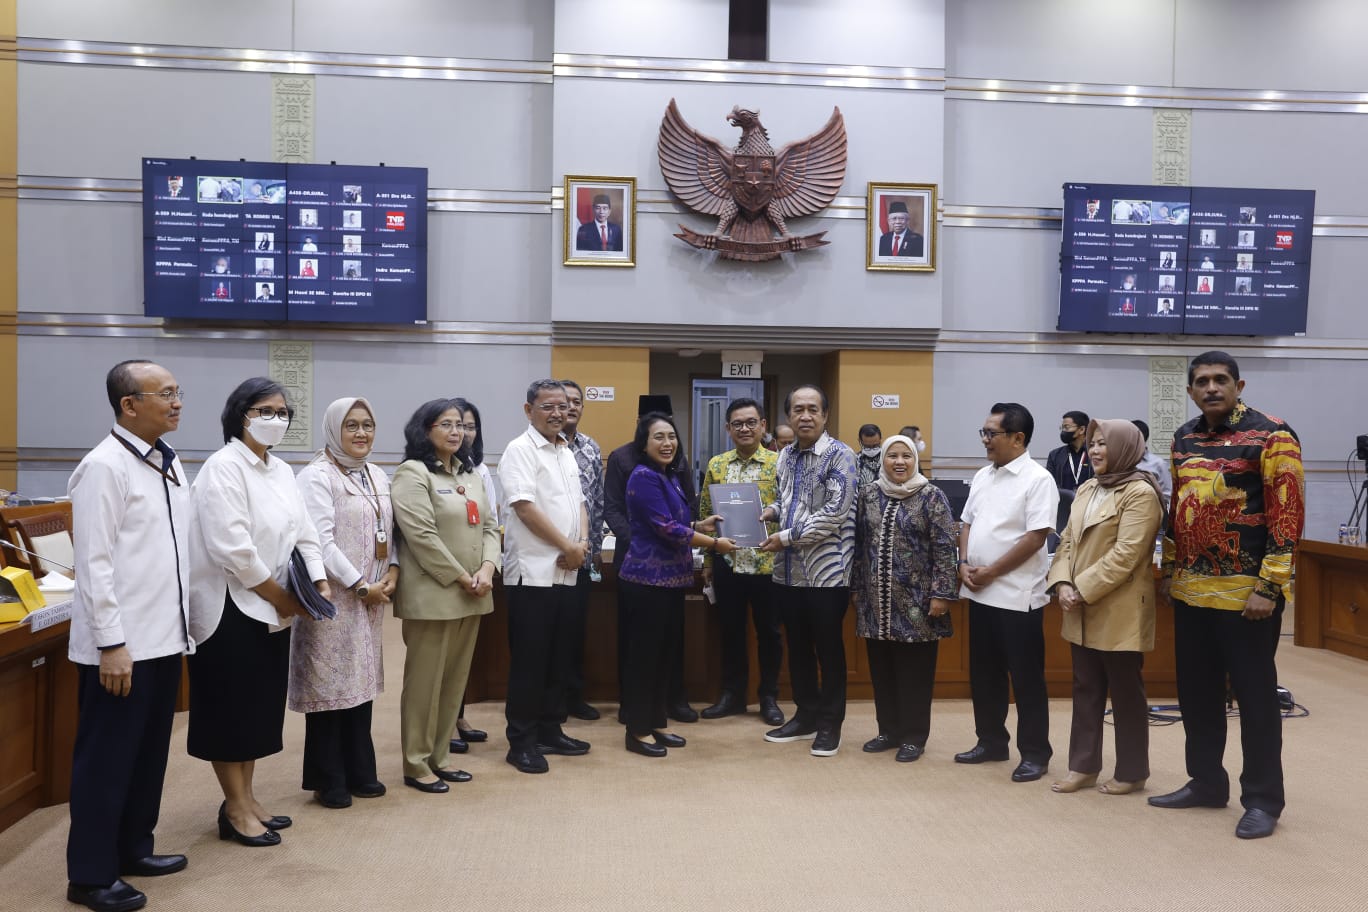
left=432, top=768, right=473, bottom=783
left=625, top=731, right=667, bottom=758
left=218, top=802, right=281, bottom=847
left=457, top=726, right=488, bottom=743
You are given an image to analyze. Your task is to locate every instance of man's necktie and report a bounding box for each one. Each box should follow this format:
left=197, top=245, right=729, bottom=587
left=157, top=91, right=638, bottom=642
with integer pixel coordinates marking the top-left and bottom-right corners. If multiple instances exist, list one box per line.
left=600, top=225, right=608, bottom=250
left=892, top=234, right=900, bottom=257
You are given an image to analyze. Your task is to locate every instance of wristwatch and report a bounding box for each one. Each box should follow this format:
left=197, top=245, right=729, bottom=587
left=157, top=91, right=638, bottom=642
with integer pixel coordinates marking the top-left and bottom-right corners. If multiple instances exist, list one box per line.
left=354, top=582, right=370, bottom=599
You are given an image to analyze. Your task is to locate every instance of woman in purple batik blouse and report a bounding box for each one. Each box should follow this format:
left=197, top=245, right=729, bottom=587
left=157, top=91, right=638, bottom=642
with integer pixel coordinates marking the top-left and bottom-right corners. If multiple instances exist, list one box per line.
left=619, top=412, right=736, bottom=758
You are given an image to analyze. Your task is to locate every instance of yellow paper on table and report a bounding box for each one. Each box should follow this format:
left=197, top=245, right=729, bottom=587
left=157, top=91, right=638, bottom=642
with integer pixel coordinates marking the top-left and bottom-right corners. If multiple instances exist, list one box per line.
left=0, top=567, right=47, bottom=621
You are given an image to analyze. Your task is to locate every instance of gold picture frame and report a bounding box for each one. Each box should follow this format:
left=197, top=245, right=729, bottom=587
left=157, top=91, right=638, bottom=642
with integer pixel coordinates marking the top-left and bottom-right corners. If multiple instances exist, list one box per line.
left=563, top=175, right=637, bottom=267
left=866, top=182, right=937, bottom=272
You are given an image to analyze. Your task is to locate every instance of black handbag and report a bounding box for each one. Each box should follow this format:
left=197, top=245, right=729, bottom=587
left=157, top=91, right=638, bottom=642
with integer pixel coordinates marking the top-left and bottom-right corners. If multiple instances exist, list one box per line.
left=288, top=548, right=337, bottom=620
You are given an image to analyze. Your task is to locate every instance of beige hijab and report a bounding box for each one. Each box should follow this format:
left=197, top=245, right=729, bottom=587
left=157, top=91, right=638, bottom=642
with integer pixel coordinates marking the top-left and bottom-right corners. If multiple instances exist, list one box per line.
left=1087, top=418, right=1163, bottom=503
left=875, top=435, right=929, bottom=499
left=313, top=397, right=376, bottom=470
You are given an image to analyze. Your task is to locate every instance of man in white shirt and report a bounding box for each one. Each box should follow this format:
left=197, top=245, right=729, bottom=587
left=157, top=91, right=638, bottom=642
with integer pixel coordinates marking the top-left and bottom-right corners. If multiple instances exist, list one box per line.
left=955, top=402, right=1059, bottom=783
left=65, top=360, right=193, bottom=912
left=498, top=379, right=591, bottom=774
left=1131, top=419, right=1173, bottom=513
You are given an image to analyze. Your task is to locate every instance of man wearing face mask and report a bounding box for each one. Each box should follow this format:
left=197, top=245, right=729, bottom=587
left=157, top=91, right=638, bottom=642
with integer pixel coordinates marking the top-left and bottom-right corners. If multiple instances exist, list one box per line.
left=1046, top=410, right=1094, bottom=495
left=855, top=424, right=883, bottom=488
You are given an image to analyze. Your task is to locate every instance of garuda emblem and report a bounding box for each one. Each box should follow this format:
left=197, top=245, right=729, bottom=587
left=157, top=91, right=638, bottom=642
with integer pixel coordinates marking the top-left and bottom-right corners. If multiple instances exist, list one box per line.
left=658, top=99, right=847, bottom=262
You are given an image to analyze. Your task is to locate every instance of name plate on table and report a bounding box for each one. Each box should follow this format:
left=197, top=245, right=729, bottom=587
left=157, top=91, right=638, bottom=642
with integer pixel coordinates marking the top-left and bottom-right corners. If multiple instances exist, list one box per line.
left=708, top=483, right=767, bottom=547
left=24, top=599, right=73, bottom=633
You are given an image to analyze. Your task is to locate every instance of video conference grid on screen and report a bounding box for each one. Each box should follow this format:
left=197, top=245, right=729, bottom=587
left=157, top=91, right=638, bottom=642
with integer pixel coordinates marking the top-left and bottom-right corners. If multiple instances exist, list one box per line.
left=1058, top=183, right=1315, bottom=336
left=143, top=158, right=428, bottom=324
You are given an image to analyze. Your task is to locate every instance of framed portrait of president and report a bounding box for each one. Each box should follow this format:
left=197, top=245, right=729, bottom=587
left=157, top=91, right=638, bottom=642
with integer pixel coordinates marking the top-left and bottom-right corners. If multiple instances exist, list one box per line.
left=563, top=175, right=636, bottom=267
left=866, top=182, right=937, bottom=272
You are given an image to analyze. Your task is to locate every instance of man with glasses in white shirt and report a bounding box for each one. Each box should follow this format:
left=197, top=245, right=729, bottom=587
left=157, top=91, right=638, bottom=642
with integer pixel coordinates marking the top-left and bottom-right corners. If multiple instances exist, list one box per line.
left=65, top=361, right=192, bottom=912
left=955, top=402, right=1058, bottom=783
left=498, top=380, right=591, bottom=774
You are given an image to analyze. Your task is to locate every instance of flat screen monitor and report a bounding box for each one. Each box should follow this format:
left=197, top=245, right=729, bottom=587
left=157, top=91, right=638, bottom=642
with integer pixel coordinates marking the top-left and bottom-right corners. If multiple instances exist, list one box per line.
left=1058, top=182, right=1314, bottom=335
left=142, top=158, right=428, bottom=324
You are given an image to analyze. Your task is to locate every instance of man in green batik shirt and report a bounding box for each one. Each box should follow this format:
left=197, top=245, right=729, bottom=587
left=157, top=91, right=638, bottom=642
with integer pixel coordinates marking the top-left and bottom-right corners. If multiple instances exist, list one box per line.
left=698, top=397, right=785, bottom=726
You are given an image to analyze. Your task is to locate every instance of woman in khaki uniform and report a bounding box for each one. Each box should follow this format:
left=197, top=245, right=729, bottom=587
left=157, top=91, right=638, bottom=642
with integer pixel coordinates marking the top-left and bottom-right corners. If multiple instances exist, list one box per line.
left=391, top=398, right=501, bottom=793
left=1046, top=418, right=1164, bottom=796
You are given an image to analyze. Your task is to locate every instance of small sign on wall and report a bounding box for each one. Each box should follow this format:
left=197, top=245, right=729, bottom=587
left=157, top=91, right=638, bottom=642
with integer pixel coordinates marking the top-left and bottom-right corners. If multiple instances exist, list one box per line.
left=723, top=360, right=762, bottom=378
left=871, top=394, right=901, bottom=409
left=585, top=386, right=616, bottom=402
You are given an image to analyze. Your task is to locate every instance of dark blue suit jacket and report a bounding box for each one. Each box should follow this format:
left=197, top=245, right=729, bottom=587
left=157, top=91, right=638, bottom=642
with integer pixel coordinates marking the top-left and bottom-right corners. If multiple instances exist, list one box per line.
left=576, top=220, right=623, bottom=252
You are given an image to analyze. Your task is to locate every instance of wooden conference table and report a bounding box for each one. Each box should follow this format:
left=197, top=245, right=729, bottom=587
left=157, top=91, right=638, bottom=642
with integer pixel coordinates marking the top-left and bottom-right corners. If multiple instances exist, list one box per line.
left=464, top=564, right=1178, bottom=705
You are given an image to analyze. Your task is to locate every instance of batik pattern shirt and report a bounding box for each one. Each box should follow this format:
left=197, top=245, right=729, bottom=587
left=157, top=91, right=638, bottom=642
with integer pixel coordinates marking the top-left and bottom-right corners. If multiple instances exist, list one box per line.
left=698, top=446, right=778, bottom=576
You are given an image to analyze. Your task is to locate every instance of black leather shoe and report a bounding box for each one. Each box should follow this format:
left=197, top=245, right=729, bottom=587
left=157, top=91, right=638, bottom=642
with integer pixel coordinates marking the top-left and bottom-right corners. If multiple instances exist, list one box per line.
left=1235, top=808, right=1278, bottom=839
left=668, top=702, right=699, bottom=723
left=954, top=744, right=1009, bottom=764
left=260, top=814, right=291, bottom=831
left=1148, top=785, right=1228, bottom=809
left=432, top=768, right=473, bottom=783
left=811, top=727, right=841, bottom=757
left=652, top=730, right=686, bottom=748
left=314, top=788, right=353, bottom=809
left=863, top=734, right=897, bottom=753
left=1011, top=760, right=1048, bottom=782
left=626, top=732, right=667, bottom=757
left=457, top=726, right=488, bottom=743
left=217, top=803, right=281, bottom=847
left=701, top=692, right=746, bottom=719
left=764, top=717, right=818, bottom=743
left=67, top=879, right=147, bottom=912
left=759, top=696, right=785, bottom=726
left=536, top=733, right=591, bottom=756
left=119, top=854, right=187, bottom=877
left=896, top=743, right=924, bottom=763
left=402, top=776, right=450, bottom=794
left=448, top=738, right=469, bottom=754
left=568, top=701, right=602, bottom=721
left=506, top=749, right=550, bottom=774
left=350, top=781, right=386, bottom=798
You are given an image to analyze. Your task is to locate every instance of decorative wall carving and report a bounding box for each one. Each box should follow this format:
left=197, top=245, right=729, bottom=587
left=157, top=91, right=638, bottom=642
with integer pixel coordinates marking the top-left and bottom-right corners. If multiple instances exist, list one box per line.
left=1152, top=109, right=1191, bottom=186
left=269, top=341, right=313, bottom=451
left=272, top=75, right=315, bottom=163
left=1148, top=355, right=1189, bottom=457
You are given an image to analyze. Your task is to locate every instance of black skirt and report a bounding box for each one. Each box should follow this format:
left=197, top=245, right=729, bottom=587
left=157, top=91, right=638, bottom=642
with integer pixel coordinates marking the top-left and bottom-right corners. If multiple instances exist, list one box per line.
left=187, top=593, right=291, bottom=762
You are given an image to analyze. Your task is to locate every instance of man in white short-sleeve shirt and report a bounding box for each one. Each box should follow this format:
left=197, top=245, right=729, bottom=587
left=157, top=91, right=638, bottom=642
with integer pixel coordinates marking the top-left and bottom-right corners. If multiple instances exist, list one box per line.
left=954, top=402, right=1059, bottom=783
left=497, top=379, right=590, bottom=775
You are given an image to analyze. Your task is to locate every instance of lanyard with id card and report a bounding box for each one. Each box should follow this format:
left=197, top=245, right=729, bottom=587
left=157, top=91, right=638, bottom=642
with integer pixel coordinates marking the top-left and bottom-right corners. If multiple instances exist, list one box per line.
left=456, top=485, right=480, bottom=526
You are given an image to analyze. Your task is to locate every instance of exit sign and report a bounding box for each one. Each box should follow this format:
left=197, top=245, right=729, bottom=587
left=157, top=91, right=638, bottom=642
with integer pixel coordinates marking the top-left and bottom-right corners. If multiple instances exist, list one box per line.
left=723, top=360, right=761, bottom=378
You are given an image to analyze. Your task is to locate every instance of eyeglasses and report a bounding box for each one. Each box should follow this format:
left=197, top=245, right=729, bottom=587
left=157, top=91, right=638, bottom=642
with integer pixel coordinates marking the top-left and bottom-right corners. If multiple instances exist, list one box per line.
left=978, top=428, right=1008, bottom=440
left=432, top=421, right=463, bottom=432
left=460, top=423, right=478, bottom=433
left=728, top=418, right=760, bottom=430
left=535, top=404, right=570, bottom=414
left=343, top=421, right=376, bottom=433
left=1059, top=424, right=1079, bottom=432
left=247, top=406, right=292, bottom=421
left=133, top=388, right=185, bottom=402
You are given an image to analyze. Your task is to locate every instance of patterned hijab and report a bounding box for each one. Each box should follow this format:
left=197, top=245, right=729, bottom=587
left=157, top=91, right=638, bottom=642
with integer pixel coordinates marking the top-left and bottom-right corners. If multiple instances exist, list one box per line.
left=314, top=397, right=376, bottom=470
left=875, top=435, right=929, bottom=499
left=1087, top=418, right=1163, bottom=503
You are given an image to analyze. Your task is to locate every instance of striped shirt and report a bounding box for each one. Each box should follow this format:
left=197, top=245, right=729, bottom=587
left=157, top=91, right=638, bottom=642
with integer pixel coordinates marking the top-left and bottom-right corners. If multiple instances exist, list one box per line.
left=566, top=430, right=605, bottom=561
left=772, top=432, right=858, bottom=588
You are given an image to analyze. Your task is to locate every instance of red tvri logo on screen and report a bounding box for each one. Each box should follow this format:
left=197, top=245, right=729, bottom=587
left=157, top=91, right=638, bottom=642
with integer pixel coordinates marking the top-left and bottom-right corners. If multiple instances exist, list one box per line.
left=1274, top=231, right=1293, bottom=248
left=385, top=211, right=406, bottom=230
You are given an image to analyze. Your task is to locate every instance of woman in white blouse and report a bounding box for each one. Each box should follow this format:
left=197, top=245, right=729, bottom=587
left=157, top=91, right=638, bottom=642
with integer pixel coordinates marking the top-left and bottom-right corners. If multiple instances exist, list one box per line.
left=290, top=397, right=399, bottom=809
left=187, top=378, right=329, bottom=847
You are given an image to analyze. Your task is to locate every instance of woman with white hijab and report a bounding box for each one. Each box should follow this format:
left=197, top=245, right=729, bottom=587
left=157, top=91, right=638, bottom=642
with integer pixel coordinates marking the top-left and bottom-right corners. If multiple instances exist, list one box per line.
left=291, top=397, right=399, bottom=809
left=851, top=435, right=958, bottom=763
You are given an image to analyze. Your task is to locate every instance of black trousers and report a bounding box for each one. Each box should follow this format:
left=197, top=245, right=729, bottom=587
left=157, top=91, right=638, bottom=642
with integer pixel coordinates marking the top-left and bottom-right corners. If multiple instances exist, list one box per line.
left=617, top=574, right=687, bottom=707
left=1173, top=598, right=1285, bottom=815
left=620, top=580, right=684, bottom=736
left=67, top=654, right=181, bottom=887
left=865, top=638, right=940, bottom=748
left=713, top=560, right=783, bottom=701
left=967, top=601, right=1052, bottom=764
left=564, top=566, right=592, bottom=709
left=301, top=702, right=378, bottom=792
left=504, top=583, right=577, bottom=750
left=1068, top=645, right=1149, bottom=781
left=779, top=585, right=849, bottom=728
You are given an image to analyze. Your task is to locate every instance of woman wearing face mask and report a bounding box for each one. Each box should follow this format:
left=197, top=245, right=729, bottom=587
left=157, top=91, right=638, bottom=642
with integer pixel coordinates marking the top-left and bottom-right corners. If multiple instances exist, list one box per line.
left=187, top=378, right=329, bottom=847
left=851, top=435, right=957, bottom=762
left=447, top=398, right=495, bottom=755
left=1045, top=419, right=1164, bottom=796
left=289, top=398, right=399, bottom=809
left=620, top=413, right=736, bottom=757
left=390, top=398, right=500, bottom=793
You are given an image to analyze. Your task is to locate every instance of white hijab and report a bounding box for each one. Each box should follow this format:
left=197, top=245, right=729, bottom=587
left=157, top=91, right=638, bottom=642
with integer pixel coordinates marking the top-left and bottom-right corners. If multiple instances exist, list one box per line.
left=874, top=435, right=929, bottom=499
left=313, top=396, right=375, bottom=470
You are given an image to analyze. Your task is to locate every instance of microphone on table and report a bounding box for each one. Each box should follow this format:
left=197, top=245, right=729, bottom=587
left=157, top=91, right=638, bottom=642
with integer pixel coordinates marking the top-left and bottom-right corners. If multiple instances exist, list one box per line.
left=0, top=538, right=76, bottom=573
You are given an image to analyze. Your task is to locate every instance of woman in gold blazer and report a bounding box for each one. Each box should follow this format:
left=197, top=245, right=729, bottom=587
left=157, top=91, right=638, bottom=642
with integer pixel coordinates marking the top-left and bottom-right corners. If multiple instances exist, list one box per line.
left=391, top=398, right=500, bottom=794
left=1045, top=418, right=1164, bottom=796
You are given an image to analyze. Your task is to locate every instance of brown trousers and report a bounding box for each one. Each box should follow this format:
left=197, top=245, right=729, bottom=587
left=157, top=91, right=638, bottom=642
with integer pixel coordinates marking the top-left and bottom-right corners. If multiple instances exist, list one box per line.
left=1067, top=644, right=1149, bottom=781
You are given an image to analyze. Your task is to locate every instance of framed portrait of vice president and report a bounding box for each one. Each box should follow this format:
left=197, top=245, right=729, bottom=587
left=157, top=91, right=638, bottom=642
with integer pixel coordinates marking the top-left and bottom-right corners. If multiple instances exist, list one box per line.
left=866, top=182, right=937, bottom=272
left=564, top=175, right=637, bottom=267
